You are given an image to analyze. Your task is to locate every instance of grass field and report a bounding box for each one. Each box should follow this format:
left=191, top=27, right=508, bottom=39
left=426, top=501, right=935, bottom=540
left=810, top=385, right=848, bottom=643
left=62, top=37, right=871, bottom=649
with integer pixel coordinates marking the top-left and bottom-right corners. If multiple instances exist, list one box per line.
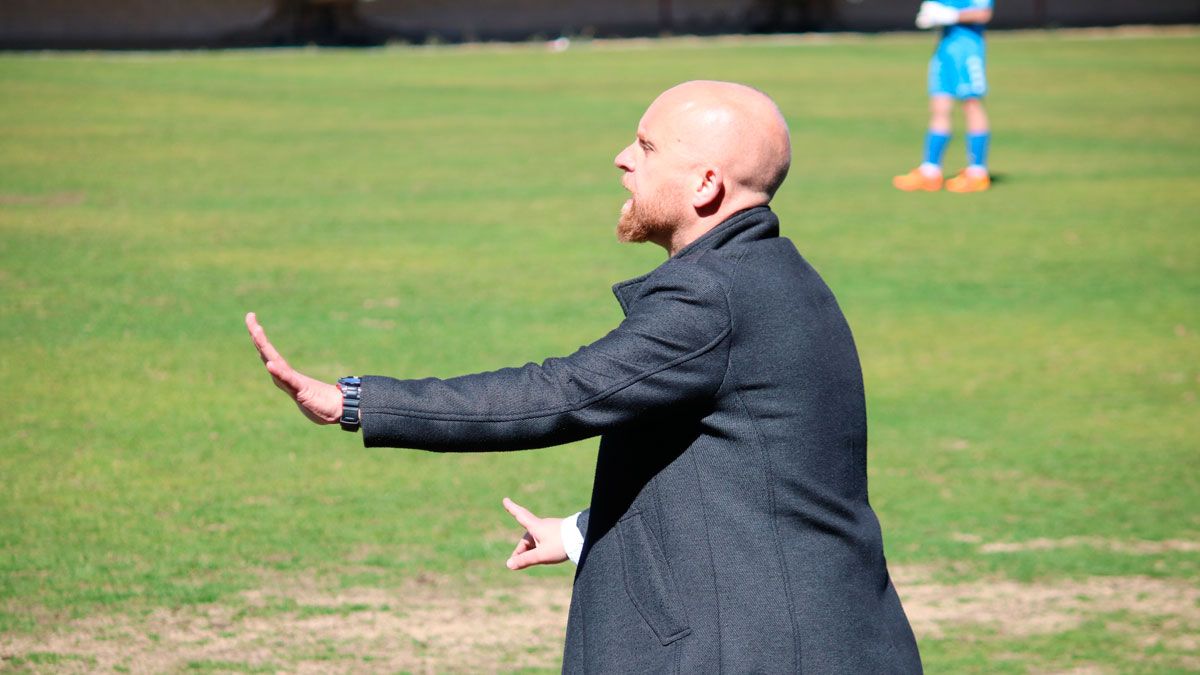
left=1, top=28, right=1198, bottom=673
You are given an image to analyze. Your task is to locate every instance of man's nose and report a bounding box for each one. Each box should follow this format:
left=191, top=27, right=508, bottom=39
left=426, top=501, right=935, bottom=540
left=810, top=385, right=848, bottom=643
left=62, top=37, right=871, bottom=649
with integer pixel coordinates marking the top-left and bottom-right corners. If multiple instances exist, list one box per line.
left=614, top=144, right=634, bottom=171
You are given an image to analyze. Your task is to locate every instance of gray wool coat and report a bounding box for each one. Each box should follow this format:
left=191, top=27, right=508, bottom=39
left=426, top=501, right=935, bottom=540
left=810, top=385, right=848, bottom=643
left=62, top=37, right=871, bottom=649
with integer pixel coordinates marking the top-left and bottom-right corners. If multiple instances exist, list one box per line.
left=359, top=206, right=923, bottom=674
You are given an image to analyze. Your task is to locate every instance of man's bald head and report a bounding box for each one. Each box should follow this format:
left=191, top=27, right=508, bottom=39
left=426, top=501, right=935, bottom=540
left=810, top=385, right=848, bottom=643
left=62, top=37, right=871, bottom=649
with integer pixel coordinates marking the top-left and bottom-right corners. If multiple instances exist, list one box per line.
left=614, top=81, right=792, bottom=254
left=646, top=80, right=791, bottom=202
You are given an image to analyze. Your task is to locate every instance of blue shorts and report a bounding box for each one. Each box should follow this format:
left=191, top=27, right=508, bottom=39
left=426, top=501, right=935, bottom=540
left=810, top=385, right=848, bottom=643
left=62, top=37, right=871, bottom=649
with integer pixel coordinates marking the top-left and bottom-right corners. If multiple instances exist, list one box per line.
left=928, top=39, right=987, bottom=99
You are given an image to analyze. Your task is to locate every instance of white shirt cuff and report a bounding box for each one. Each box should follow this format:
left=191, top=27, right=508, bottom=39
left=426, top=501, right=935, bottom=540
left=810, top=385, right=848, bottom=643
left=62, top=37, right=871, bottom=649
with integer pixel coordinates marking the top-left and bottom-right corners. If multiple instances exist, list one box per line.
left=560, top=511, right=585, bottom=565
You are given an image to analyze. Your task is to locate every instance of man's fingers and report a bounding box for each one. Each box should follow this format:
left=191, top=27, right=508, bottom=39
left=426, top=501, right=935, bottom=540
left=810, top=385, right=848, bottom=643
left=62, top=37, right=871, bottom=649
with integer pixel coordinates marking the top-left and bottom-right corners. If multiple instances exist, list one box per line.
left=504, top=499, right=547, bottom=570
left=245, top=312, right=270, bottom=358
left=253, top=325, right=287, bottom=367
left=245, top=314, right=271, bottom=366
left=266, top=360, right=304, bottom=395
left=507, top=548, right=551, bottom=571
left=502, top=497, right=540, bottom=531
left=246, top=313, right=290, bottom=368
left=248, top=313, right=306, bottom=398
left=269, top=373, right=294, bottom=395
left=511, top=532, right=534, bottom=559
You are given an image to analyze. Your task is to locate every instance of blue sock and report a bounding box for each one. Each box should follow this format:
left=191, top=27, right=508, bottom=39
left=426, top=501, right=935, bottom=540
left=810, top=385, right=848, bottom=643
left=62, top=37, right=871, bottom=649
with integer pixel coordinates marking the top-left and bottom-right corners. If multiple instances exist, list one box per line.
left=923, top=130, right=951, bottom=170
left=967, top=132, right=990, bottom=172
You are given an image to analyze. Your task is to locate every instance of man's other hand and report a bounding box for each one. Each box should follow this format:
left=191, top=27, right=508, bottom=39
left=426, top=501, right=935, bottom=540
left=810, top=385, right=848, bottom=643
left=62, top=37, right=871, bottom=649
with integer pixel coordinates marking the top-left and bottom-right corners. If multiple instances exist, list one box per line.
left=503, top=498, right=568, bottom=570
left=245, top=312, right=342, bottom=425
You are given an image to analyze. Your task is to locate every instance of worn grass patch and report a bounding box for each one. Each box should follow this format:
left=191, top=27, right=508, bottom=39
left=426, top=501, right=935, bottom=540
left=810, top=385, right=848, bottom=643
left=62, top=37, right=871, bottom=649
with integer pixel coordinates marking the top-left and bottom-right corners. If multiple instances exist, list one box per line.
left=1, top=574, right=569, bottom=674
left=4, top=564, right=1198, bottom=673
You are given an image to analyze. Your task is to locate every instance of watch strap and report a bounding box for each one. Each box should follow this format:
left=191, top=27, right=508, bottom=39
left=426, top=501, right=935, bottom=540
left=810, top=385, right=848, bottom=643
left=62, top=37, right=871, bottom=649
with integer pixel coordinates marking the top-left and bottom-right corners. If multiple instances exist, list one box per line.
left=337, top=376, right=362, bottom=432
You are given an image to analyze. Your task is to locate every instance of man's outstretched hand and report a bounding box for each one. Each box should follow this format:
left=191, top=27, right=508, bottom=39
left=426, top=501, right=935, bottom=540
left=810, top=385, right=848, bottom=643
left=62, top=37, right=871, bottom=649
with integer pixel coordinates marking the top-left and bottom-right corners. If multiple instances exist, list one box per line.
left=245, top=312, right=342, bottom=425
left=503, top=497, right=568, bottom=570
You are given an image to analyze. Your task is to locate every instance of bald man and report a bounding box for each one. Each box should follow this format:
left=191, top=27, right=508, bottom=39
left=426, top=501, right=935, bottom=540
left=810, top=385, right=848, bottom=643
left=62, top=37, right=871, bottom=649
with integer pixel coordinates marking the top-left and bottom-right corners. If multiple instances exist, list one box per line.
left=248, top=81, right=922, bottom=673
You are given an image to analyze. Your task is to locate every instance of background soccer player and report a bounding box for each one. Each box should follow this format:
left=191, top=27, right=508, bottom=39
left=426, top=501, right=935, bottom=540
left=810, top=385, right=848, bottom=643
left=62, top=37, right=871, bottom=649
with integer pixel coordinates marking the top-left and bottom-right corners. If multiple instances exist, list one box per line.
left=894, top=0, right=994, bottom=193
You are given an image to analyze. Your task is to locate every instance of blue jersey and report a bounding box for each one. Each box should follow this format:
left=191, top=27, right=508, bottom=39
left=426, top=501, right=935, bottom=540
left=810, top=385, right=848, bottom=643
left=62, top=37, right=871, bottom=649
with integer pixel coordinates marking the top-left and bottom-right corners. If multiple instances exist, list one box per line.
left=940, top=0, right=992, bottom=46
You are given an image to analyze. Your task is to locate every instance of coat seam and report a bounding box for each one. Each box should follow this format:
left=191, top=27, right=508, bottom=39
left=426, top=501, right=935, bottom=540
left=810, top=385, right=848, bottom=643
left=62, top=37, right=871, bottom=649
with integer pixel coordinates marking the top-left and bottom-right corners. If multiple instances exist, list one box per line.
left=688, top=446, right=722, bottom=669
left=693, top=243, right=749, bottom=668
left=365, top=325, right=732, bottom=424
left=714, top=245, right=750, bottom=397
left=733, top=386, right=804, bottom=673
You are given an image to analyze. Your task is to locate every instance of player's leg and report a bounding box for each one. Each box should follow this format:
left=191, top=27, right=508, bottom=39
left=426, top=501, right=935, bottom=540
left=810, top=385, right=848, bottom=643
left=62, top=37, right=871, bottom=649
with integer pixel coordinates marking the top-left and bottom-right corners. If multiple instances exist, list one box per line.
left=893, top=52, right=956, bottom=192
left=947, top=98, right=991, bottom=192
left=894, top=95, right=952, bottom=191
left=925, top=94, right=954, bottom=172
left=964, top=97, right=990, bottom=171
left=947, top=50, right=992, bottom=192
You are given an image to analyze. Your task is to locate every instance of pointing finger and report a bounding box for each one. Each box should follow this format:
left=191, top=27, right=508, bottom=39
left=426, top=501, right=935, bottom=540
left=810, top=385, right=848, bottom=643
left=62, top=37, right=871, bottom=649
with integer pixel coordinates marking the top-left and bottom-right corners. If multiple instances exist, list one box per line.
left=502, top=497, right=539, bottom=530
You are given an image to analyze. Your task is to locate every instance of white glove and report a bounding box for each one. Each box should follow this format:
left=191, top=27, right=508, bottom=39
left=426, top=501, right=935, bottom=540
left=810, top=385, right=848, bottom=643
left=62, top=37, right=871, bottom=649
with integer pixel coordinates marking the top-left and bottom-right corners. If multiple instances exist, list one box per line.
left=916, top=1, right=960, bottom=29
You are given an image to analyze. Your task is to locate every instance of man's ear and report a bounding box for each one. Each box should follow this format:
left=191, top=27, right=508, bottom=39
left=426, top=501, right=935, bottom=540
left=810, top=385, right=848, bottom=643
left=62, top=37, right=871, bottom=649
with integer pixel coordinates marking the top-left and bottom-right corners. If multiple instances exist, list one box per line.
left=692, top=168, right=723, bottom=210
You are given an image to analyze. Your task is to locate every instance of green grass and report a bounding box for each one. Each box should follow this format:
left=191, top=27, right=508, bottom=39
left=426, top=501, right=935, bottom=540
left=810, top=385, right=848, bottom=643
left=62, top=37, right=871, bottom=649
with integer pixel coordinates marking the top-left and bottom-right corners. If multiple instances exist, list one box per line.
left=2, top=30, right=1198, bottom=672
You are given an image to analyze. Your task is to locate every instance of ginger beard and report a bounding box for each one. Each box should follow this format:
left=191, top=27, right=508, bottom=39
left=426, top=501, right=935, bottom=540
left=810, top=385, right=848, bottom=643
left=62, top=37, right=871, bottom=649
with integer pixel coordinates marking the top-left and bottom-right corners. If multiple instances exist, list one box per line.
left=616, top=183, right=687, bottom=244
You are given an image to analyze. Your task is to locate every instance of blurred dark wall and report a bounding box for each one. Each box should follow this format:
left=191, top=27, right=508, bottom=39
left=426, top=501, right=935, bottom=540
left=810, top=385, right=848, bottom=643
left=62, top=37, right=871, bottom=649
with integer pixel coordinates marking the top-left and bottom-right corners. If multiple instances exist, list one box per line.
left=0, top=0, right=273, bottom=48
left=2, top=0, right=1197, bottom=49
left=832, top=0, right=1200, bottom=31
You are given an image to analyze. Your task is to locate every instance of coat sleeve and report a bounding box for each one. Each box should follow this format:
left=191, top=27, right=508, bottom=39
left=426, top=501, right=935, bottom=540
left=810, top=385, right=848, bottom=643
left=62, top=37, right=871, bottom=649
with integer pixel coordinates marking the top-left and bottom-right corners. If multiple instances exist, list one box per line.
left=358, top=263, right=731, bottom=451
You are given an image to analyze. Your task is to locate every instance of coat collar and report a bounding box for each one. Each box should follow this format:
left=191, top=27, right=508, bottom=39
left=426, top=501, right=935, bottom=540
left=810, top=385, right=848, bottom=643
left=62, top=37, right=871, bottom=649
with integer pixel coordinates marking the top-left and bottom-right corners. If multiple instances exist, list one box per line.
left=672, top=205, right=780, bottom=258
left=611, top=206, right=779, bottom=313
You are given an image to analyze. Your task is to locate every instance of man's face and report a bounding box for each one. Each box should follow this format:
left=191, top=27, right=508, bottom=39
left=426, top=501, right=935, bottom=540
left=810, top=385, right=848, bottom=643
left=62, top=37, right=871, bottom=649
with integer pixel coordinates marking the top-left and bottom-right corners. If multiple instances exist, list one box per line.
left=613, top=100, right=692, bottom=245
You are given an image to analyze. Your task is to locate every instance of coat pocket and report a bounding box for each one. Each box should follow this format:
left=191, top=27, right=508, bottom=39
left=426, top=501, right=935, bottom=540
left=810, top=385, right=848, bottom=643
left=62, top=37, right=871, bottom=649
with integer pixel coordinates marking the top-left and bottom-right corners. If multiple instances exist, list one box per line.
left=617, top=510, right=692, bottom=646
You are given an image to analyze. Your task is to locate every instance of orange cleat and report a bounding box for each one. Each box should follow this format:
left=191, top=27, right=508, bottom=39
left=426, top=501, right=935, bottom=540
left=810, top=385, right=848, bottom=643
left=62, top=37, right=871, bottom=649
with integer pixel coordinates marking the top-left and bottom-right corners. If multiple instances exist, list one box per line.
left=892, top=168, right=943, bottom=192
left=946, top=170, right=991, bottom=193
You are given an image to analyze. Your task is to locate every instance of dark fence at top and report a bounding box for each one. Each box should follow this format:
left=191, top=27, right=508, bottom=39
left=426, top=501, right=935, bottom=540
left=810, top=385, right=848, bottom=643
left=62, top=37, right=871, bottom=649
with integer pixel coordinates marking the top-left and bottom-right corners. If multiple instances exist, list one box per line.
left=1, top=0, right=1197, bottom=49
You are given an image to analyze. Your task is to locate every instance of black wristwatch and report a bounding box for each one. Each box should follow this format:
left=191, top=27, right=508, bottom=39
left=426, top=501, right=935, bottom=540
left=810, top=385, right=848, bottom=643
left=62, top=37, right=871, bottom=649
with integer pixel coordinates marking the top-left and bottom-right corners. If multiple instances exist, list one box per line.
left=337, top=376, right=362, bottom=432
